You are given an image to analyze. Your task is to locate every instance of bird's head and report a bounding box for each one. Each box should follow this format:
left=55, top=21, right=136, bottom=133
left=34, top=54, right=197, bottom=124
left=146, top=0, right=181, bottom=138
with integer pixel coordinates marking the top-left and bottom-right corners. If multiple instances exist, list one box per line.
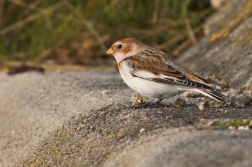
left=106, top=38, right=145, bottom=63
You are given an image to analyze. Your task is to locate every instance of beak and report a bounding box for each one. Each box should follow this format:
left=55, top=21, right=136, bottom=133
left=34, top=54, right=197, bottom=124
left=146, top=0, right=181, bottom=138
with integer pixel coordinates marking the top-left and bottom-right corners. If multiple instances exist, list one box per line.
left=106, top=48, right=114, bottom=55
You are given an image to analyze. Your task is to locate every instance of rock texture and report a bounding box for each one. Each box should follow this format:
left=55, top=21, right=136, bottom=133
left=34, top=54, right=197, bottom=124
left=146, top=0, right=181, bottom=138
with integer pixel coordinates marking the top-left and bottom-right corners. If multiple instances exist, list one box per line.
left=0, top=71, right=128, bottom=166
left=0, top=0, right=252, bottom=167
left=1, top=72, right=252, bottom=167
left=181, top=0, right=252, bottom=98
left=104, top=129, right=252, bottom=167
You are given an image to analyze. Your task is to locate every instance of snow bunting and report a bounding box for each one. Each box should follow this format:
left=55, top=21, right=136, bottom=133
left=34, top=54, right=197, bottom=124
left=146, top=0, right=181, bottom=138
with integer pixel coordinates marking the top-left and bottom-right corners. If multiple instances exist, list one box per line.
left=106, top=38, right=225, bottom=104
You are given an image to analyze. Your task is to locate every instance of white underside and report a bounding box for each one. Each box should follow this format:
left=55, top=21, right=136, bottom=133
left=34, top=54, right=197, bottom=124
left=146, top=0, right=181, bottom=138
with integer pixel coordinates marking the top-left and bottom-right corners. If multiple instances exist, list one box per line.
left=119, top=62, right=194, bottom=99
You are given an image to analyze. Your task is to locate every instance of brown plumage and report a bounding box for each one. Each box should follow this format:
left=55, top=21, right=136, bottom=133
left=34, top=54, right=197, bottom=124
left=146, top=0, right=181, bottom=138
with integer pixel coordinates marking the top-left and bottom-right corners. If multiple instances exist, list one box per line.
left=107, top=38, right=226, bottom=102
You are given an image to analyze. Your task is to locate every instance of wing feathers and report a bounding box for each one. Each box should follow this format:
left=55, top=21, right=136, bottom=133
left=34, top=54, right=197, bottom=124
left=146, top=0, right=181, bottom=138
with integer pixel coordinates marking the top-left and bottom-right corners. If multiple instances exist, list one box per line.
left=124, top=55, right=212, bottom=89
left=122, top=53, right=225, bottom=102
left=197, top=88, right=225, bottom=102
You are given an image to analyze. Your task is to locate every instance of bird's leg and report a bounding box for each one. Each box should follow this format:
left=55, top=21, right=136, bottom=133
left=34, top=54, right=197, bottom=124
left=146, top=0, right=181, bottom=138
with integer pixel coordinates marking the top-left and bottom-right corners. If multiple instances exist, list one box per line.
left=140, top=96, right=157, bottom=107
left=147, top=96, right=157, bottom=103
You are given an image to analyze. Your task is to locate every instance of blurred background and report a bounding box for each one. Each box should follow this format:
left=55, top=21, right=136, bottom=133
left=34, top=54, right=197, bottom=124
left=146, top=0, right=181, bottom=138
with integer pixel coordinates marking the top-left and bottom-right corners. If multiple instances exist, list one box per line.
left=0, top=0, right=214, bottom=70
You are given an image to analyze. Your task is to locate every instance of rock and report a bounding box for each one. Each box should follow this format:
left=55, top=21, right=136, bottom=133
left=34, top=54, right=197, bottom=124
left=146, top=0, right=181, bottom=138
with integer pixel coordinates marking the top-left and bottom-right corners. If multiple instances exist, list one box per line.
left=174, top=98, right=186, bottom=107
left=181, top=0, right=252, bottom=99
left=0, top=71, right=130, bottom=166
left=197, top=99, right=209, bottom=111
left=183, top=92, right=201, bottom=98
left=198, top=103, right=205, bottom=111
left=131, top=93, right=148, bottom=105
left=197, top=98, right=224, bottom=108
left=104, top=130, right=252, bottom=167
left=238, top=126, right=249, bottom=130
left=1, top=70, right=252, bottom=166
left=232, top=94, right=252, bottom=108
left=208, top=100, right=224, bottom=108
left=241, top=78, right=252, bottom=98
left=204, top=0, right=242, bottom=35
left=226, top=88, right=239, bottom=97
left=101, top=90, right=110, bottom=95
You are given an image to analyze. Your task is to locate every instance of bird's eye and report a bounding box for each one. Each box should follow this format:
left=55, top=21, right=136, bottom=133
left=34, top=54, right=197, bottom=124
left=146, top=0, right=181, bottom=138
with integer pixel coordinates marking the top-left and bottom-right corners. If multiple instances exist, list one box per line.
left=117, top=45, right=122, bottom=49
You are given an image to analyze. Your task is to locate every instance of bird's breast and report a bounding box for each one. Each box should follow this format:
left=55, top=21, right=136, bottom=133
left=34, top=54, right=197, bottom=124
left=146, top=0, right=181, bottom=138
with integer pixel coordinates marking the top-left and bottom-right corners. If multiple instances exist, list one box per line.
left=118, top=61, right=182, bottom=98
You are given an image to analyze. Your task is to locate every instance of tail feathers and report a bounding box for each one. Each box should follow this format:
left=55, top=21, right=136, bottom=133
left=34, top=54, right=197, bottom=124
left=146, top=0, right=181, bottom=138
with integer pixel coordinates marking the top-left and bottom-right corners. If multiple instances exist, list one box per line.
left=197, top=88, right=226, bottom=102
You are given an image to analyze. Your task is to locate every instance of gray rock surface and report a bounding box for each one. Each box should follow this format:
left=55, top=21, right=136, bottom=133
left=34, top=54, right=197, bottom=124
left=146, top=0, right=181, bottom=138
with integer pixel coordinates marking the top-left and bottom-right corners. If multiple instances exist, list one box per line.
left=1, top=0, right=252, bottom=166
left=0, top=71, right=129, bottom=166
left=104, top=129, right=252, bottom=167
left=204, top=0, right=241, bottom=35
left=0, top=71, right=252, bottom=167
left=181, top=0, right=252, bottom=98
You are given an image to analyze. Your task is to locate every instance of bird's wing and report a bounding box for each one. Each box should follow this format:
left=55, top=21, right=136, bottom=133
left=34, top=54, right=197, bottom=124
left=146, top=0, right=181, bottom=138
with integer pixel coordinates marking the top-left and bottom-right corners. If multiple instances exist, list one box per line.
left=122, top=55, right=213, bottom=90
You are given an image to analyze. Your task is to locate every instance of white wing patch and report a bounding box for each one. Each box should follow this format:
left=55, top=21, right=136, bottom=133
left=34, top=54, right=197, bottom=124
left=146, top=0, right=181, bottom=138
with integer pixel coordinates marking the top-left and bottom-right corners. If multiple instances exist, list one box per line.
left=133, top=70, right=157, bottom=79
left=133, top=70, right=179, bottom=83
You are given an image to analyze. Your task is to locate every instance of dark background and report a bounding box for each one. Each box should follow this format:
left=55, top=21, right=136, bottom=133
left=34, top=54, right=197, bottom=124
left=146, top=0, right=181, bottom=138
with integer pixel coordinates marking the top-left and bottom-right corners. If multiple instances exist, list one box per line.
left=0, top=0, right=213, bottom=67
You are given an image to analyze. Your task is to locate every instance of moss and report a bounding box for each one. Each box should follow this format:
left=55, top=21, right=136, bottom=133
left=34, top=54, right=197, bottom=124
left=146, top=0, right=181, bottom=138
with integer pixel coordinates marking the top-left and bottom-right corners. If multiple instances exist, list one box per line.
left=106, top=133, right=116, bottom=140
left=43, top=146, right=55, bottom=155
left=81, top=143, right=89, bottom=150
left=28, top=158, right=41, bottom=167
left=107, top=128, right=129, bottom=139
left=117, top=128, right=128, bottom=137
left=209, top=0, right=252, bottom=42
left=61, top=133, right=67, bottom=140
left=211, top=118, right=252, bottom=128
left=136, top=121, right=150, bottom=128
left=210, top=31, right=229, bottom=42
left=19, top=104, right=252, bottom=166
left=238, top=27, right=252, bottom=44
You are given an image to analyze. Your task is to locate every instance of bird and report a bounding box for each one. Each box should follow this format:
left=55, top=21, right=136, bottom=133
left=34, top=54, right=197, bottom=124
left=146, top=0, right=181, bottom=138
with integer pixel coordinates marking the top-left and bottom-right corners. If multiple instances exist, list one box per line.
left=106, top=38, right=225, bottom=105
